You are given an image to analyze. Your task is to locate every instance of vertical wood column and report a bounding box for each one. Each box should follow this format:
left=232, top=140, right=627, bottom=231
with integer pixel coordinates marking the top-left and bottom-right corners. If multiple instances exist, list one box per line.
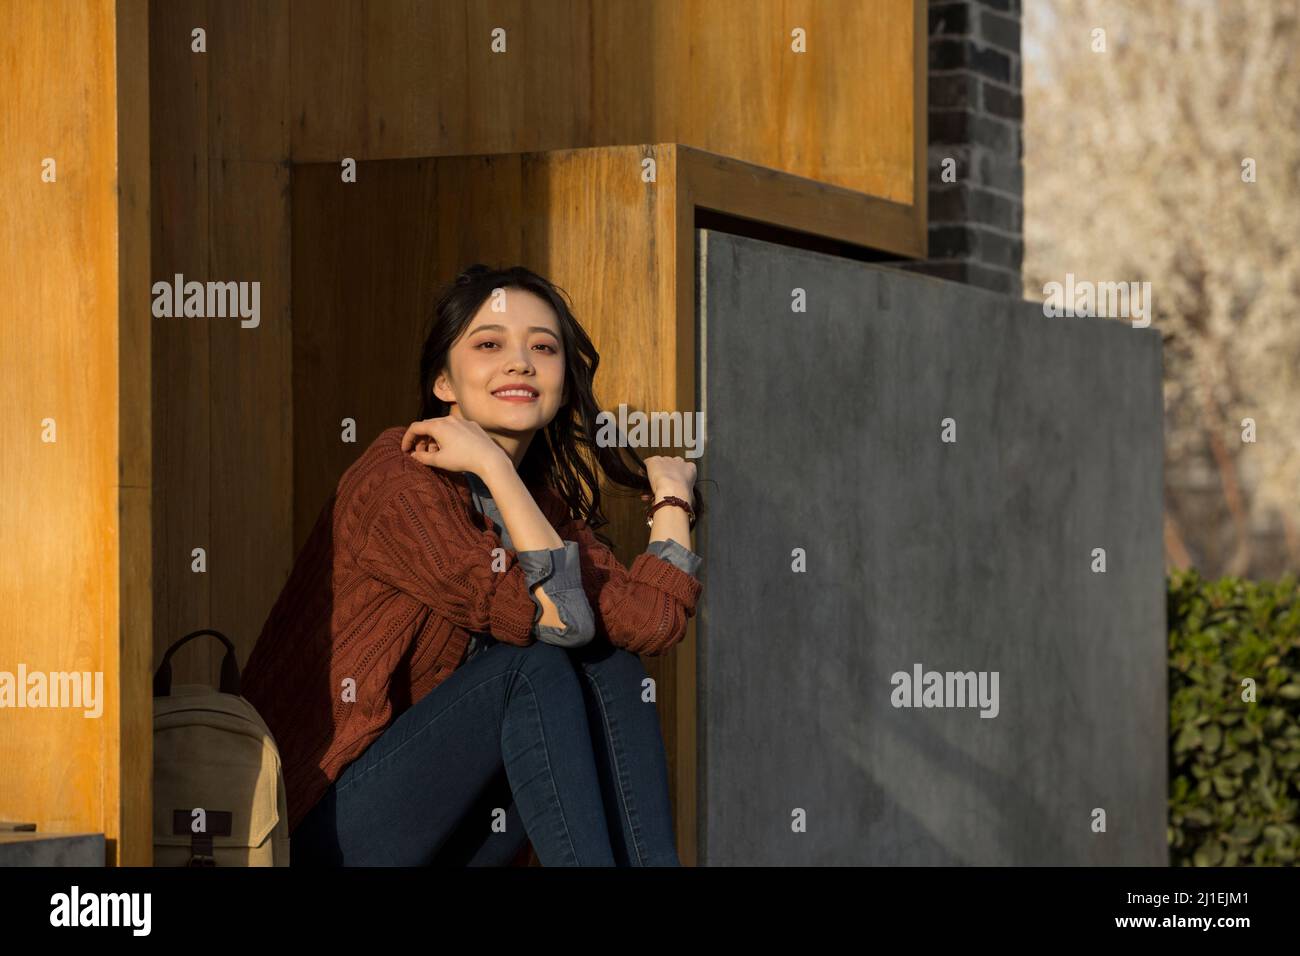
left=0, top=0, right=152, bottom=866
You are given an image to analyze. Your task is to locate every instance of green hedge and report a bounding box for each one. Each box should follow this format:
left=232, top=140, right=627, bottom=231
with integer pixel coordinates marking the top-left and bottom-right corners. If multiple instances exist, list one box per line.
left=1168, top=567, right=1300, bottom=865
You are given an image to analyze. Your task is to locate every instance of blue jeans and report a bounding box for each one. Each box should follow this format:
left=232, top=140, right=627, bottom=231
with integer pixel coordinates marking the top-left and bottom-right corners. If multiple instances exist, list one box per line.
left=289, top=633, right=682, bottom=866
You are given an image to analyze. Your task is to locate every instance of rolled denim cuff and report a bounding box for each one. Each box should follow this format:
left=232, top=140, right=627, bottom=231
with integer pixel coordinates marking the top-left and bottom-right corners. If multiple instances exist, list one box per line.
left=516, top=541, right=575, bottom=589
left=646, top=538, right=703, bottom=578
left=535, top=589, right=596, bottom=647
left=516, top=542, right=593, bottom=647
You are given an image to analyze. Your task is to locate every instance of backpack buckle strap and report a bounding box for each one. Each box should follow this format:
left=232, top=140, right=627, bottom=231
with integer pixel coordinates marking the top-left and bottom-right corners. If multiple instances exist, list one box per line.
left=171, top=809, right=233, bottom=866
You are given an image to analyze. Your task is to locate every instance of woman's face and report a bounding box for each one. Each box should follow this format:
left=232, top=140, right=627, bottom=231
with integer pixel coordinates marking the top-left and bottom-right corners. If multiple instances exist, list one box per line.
left=433, top=288, right=567, bottom=444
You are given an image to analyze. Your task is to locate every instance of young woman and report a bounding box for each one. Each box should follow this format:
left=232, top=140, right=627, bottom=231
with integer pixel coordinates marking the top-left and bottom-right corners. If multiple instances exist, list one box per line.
left=261, top=264, right=706, bottom=866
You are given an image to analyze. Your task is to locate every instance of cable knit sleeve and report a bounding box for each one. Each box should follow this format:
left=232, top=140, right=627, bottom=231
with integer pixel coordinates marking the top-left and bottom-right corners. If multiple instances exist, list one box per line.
left=352, top=474, right=541, bottom=646
left=555, top=513, right=704, bottom=656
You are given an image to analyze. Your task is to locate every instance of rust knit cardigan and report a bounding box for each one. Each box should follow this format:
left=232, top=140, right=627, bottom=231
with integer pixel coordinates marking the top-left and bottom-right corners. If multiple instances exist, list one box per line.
left=240, top=425, right=704, bottom=834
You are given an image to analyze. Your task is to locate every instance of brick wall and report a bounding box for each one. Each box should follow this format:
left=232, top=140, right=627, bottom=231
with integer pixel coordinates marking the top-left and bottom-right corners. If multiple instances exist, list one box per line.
left=905, top=0, right=1024, bottom=295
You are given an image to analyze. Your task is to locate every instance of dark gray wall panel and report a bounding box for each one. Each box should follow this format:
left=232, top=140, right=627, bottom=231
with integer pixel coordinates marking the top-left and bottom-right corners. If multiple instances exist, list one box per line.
left=695, top=229, right=1165, bottom=865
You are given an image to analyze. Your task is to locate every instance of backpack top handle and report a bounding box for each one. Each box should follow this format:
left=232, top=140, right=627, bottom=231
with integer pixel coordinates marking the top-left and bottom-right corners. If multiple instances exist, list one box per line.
left=153, top=628, right=242, bottom=698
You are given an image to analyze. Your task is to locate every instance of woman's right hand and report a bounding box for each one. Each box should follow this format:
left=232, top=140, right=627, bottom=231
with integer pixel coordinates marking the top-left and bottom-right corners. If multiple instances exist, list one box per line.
left=642, top=455, right=698, bottom=505
left=401, top=417, right=510, bottom=476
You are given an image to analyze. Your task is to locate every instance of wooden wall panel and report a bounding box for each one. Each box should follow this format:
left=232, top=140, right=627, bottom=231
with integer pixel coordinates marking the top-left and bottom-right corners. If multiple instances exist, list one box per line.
left=588, top=1, right=671, bottom=148
left=289, top=0, right=466, bottom=162
left=0, top=0, right=151, bottom=866
left=209, top=159, right=293, bottom=655
left=208, top=1, right=293, bottom=660
left=149, top=0, right=293, bottom=683
left=209, top=0, right=291, bottom=162
left=461, top=1, right=592, bottom=155
left=288, top=0, right=918, bottom=207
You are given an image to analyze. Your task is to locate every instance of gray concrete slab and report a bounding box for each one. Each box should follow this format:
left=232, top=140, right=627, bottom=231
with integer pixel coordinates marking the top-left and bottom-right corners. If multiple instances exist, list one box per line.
left=695, top=229, right=1166, bottom=865
left=0, top=832, right=105, bottom=866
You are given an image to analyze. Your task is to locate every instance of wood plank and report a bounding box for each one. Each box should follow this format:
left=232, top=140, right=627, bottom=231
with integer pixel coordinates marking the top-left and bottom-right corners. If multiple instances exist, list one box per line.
left=209, top=159, right=293, bottom=672
left=116, top=0, right=154, bottom=868
left=148, top=0, right=213, bottom=690
left=680, top=143, right=923, bottom=258
left=911, top=0, right=928, bottom=256
left=461, top=0, right=590, bottom=154
left=152, top=0, right=295, bottom=692
left=673, top=0, right=915, bottom=203
left=290, top=0, right=460, bottom=161
left=0, top=0, right=133, bottom=865
left=209, top=0, right=291, bottom=162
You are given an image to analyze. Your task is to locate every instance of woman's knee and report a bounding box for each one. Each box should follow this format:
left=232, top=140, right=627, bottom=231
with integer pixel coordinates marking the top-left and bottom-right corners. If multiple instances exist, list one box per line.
left=499, top=638, right=583, bottom=685
left=583, top=641, right=650, bottom=692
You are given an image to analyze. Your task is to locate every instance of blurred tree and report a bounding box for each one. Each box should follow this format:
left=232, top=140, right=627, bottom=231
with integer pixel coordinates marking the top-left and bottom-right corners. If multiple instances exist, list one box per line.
left=1023, top=0, right=1300, bottom=579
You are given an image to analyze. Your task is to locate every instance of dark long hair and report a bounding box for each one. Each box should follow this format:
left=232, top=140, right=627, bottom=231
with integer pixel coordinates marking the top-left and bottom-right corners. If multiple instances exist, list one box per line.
left=418, top=264, right=706, bottom=546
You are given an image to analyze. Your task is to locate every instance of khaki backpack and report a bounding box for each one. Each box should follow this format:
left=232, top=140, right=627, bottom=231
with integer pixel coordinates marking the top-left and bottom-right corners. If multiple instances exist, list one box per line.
left=153, top=628, right=289, bottom=866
